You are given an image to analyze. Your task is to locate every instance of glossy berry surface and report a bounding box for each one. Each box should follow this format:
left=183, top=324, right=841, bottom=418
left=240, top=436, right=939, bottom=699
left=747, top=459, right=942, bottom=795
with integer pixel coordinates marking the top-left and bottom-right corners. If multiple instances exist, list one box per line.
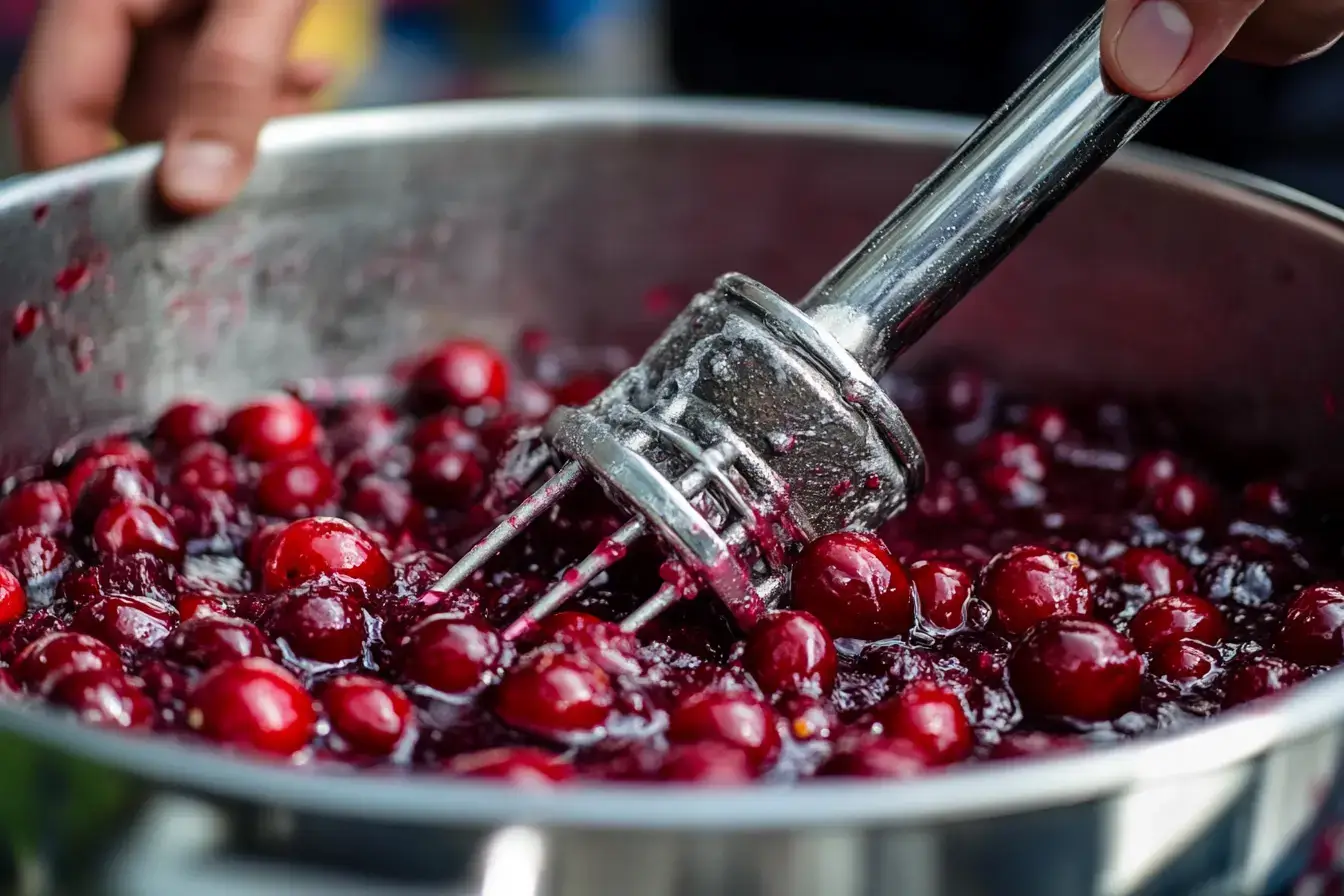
left=396, top=616, right=502, bottom=694
left=872, top=681, right=972, bottom=765
left=1127, top=595, right=1227, bottom=653
left=979, top=546, right=1092, bottom=636
left=666, top=690, right=781, bottom=769
left=321, top=674, right=413, bottom=756
left=493, top=649, right=614, bottom=738
left=790, top=531, right=914, bottom=639
left=186, top=658, right=316, bottom=755
left=1009, top=618, right=1142, bottom=722
left=1278, top=583, right=1344, bottom=666
left=224, top=395, right=321, bottom=461
left=742, top=610, right=836, bottom=696
left=261, top=517, right=392, bottom=592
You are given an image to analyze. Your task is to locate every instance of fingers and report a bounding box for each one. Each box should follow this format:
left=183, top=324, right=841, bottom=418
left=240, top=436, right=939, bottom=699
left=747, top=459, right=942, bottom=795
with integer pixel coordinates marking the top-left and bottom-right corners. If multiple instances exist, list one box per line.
left=158, top=0, right=312, bottom=214
left=1101, top=0, right=1267, bottom=99
left=1226, top=0, right=1344, bottom=65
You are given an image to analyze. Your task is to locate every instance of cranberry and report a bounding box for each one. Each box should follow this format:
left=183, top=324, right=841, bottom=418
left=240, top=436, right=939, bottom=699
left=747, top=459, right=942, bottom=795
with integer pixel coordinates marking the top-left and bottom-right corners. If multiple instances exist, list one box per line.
left=990, top=731, right=1082, bottom=759
left=1129, top=450, right=1180, bottom=495
left=346, top=479, right=412, bottom=530
left=1127, top=595, right=1227, bottom=653
left=0, top=530, right=69, bottom=585
left=411, top=339, right=510, bottom=409
left=977, top=431, right=1049, bottom=481
left=909, top=559, right=974, bottom=630
left=176, top=591, right=230, bottom=621
left=224, top=395, right=321, bottom=462
left=261, top=517, right=392, bottom=592
left=1151, top=474, right=1218, bottom=529
left=409, top=413, right=480, bottom=453
left=524, top=612, right=640, bottom=676
left=328, top=402, right=400, bottom=456
left=65, top=440, right=155, bottom=499
left=1009, top=617, right=1141, bottom=722
left=154, top=400, right=224, bottom=449
left=979, top=545, right=1093, bottom=636
left=50, top=669, right=153, bottom=729
left=0, top=481, right=71, bottom=534
left=321, top=674, right=413, bottom=756
left=262, top=578, right=367, bottom=665
left=872, top=680, right=972, bottom=764
left=444, top=747, right=573, bottom=785
left=493, top=649, right=614, bottom=738
left=777, top=693, right=839, bottom=742
left=1113, top=547, right=1194, bottom=597
left=396, top=616, right=502, bottom=693
left=165, top=615, right=273, bottom=668
left=59, top=554, right=175, bottom=608
left=818, top=736, right=932, bottom=778
left=1278, top=583, right=1344, bottom=666
left=1024, top=405, right=1069, bottom=443
left=658, top=743, right=756, bottom=784
left=742, top=610, right=836, bottom=696
left=1150, top=639, right=1220, bottom=684
left=255, top=455, right=338, bottom=518
left=71, top=594, right=177, bottom=653
left=73, top=466, right=157, bottom=529
left=1244, top=481, right=1291, bottom=517
left=15, top=632, right=122, bottom=694
left=665, top=690, right=781, bottom=768
left=92, top=501, right=184, bottom=565
left=172, top=442, right=238, bottom=493
left=0, top=567, right=26, bottom=626
left=186, top=658, right=316, bottom=755
left=409, top=446, right=484, bottom=508
left=1221, top=655, right=1306, bottom=708
left=929, top=368, right=987, bottom=424
left=246, top=521, right=288, bottom=578
left=790, top=531, right=915, bottom=639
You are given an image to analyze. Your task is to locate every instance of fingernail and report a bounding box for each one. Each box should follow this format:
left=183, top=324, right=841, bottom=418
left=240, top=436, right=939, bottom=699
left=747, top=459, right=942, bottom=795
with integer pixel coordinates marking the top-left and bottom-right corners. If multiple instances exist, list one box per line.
left=161, top=140, right=236, bottom=205
left=1115, top=0, right=1194, bottom=93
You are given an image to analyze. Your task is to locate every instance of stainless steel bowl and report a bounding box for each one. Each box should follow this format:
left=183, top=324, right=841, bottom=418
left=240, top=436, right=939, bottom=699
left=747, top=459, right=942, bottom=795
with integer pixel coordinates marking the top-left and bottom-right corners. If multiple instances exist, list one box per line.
left=2, top=100, right=1343, bottom=896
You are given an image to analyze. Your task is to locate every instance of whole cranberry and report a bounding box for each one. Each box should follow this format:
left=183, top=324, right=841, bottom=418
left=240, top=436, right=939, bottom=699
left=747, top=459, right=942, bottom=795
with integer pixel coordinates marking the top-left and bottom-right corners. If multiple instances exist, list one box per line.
left=1150, top=639, right=1221, bottom=684
left=246, top=521, right=288, bottom=578
left=409, top=413, right=480, bottom=453
left=1113, top=547, right=1194, bottom=597
left=255, top=455, right=338, bottom=518
left=1128, top=595, right=1227, bottom=653
left=65, top=441, right=155, bottom=500
left=73, top=466, right=156, bottom=530
left=411, top=339, right=510, bottom=409
left=493, top=649, right=614, bottom=738
left=321, top=674, right=413, bottom=756
left=154, top=400, right=224, bottom=449
left=979, top=546, right=1093, bottom=636
left=224, top=395, right=321, bottom=462
left=444, top=747, right=573, bottom=785
left=50, top=669, right=153, bottom=729
left=1024, top=405, right=1069, bottom=444
left=523, top=612, right=641, bottom=676
left=176, top=591, right=231, bottom=621
left=658, top=743, right=756, bottom=784
left=873, top=680, right=973, bottom=765
left=0, top=530, right=69, bottom=585
left=742, top=610, right=837, bottom=696
left=1278, top=583, right=1344, bottom=666
left=0, top=567, right=26, bottom=626
left=71, top=594, right=178, bottom=653
left=346, top=479, right=412, bottom=530
left=0, top=481, right=71, bottom=534
left=1221, top=655, right=1306, bottom=708
left=397, top=616, right=502, bottom=693
left=165, top=615, right=273, bottom=668
left=261, top=578, right=368, bottom=665
left=665, top=690, right=781, bottom=769
left=1128, top=450, right=1180, bottom=495
left=990, top=731, right=1083, bottom=760
left=172, top=442, right=238, bottom=494
left=909, top=559, right=974, bottom=630
left=1009, top=617, right=1141, bottom=722
left=409, top=446, right=483, bottom=508
left=818, top=736, right=932, bottom=779
left=1151, top=474, right=1218, bottom=529
left=92, top=501, right=184, bottom=565
left=186, top=658, right=316, bottom=755
left=15, top=632, right=123, bottom=694
left=790, top=531, right=915, bottom=639
left=261, top=517, right=392, bottom=592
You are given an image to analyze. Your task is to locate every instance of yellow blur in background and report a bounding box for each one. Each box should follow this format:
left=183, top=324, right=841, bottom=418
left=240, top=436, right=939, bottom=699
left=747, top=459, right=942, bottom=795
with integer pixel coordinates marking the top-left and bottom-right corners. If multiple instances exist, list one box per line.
left=290, top=0, right=381, bottom=109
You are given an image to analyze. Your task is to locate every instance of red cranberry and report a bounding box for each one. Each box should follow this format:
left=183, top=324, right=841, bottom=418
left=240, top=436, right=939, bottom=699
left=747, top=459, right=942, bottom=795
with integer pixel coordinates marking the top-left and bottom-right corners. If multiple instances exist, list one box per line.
left=1009, top=617, right=1141, bottom=721
left=411, top=339, right=510, bottom=409
left=328, top=402, right=400, bottom=456
left=409, top=413, right=480, bottom=453
left=979, top=545, right=1093, bottom=636
left=15, top=632, right=122, bottom=694
left=990, top=731, right=1082, bottom=759
left=154, top=400, right=224, bottom=449
left=551, top=373, right=611, bottom=408
left=73, top=466, right=157, bottom=530
left=524, top=612, right=641, bottom=676
left=790, top=531, right=915, bottom=639
left=166, top=615, right=273, bottom=668
left=818, top=736, right=932, bottom=778
left=92, top=501, right=183, bottom=565
left=929, top=368, right=987, bottom=424
left=50, top=669, right=152, bottom=729
left=0, top=568, right=26, bottom=626
left=1113, top=547, right=1194, bottom=597
left=409, top=446, right=483, bottom=508
left=172, top=442, right=237, bottom=494
left=71, top=594, right=178, bottom=653
left=1128, top=595, right=1227, bottom=653
left=246, top=521, right=288, bottom=578
left=0, top=481, right=71, bottom=534
left=186, top=658, right=316, bottom=755
left=0, top=530, right=69, bottom=585
left=658, top=743, right=756, bottom=784
left=1221, top=655, right=1306, bottom=708
left=346, top=479, right=412, bottom=530
left=1150, top=638, right=1220, bottom=684
left=1129, top=450, right=1180, bottom=495
left=397, top=615, right=502, bottom=693
left=1278, top=583, right=1344, bottom=666
left=176, top=591, right=230, bottom=621
left=224, top=395, right=321, bottom=462
left=666, top=690, right=781, bottom=768
left=873, top=680, right=972, bottom=765
left=742, top=610, right=836, bottom=696
left=261, top=517, right=392, bottom=592
left=262, top=578, right=368, bottom=665
left=909, top=559, right=974, bottom=630
left=444, top=747, right=573, bottom=785
left=1024, top=405, right=1069, bottom=443
left=321, top=674, right=413, bottom=756
left=59, top=554, right=175, bottom=608
left=493, top=649, right=614, bottom=738
left=65, top=440, right=155, bottom=499
left=255, top=455, right=338, bottom=518
left=1151, top=474, right=1218, bottom=529
left=977, top=431, right=1049, bottom=481
left=1244, top=481, right=1291, bottom=517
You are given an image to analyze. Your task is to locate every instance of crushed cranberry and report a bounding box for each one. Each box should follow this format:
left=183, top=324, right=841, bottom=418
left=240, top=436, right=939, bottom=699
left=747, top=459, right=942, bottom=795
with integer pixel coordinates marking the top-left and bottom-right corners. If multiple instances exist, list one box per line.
left=871, top=680, right=973, bottom=765
left=1221, top=655, right=1306, bottom=707
left=261, top=577, right=368, bottom=665
left=70, top=594, right=177, bottom=654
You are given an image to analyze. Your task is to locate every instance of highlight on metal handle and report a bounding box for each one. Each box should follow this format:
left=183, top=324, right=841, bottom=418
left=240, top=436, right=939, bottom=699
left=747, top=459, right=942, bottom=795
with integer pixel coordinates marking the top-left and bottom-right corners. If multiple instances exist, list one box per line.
left=799, top=7, right=1163, bottom=378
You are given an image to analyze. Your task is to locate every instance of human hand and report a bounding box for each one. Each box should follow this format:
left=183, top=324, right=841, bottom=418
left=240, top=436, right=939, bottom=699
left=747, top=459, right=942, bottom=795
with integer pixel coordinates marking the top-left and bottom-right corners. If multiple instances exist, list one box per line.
left=1102, top=0, right=1344, bottom=99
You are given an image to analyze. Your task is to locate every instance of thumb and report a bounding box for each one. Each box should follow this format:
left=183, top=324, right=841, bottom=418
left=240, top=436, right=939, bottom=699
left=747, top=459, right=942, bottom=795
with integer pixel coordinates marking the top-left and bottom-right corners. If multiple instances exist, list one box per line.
left=1100, top=0, right=1265, bottom=100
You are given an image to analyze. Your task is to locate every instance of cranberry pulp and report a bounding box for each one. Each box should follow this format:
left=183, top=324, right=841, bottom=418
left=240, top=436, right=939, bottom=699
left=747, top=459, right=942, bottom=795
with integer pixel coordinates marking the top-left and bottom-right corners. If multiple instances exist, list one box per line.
left=0, top=340, right=1341, bottom=787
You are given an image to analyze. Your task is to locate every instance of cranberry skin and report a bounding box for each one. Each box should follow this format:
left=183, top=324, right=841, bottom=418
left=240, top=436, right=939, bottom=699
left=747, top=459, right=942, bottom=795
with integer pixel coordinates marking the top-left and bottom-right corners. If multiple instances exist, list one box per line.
left=493, top=649, right=615, bottom=738
left=412, top=339, right=510, bottom=409
left=1150, top=639, right=1220, bottom=684
left=445, top=747, right=573, bottom=785
left=409, top=413, right=480, bottom=453
left=1278, top=584, right=1344, bottom=666
left=322, top=674, right=413, bottom=756
left=15, top=632, right=123, bottom=694
left=92, top=501, right=184, bottom=565
left=409, top=446, right=484, bottom=508
left=154, top=400, right=224, bottom=449
left=71, top=595, right=178, bottom=653
left=980, top=546, right=1093, bottom=636
left=0, top=568, right=26, bottom=626
left=910, top=559, right=974, bottom=630
left=1129, top=450, right=1180, bottom=495
left=873, top=681, right=973, bottom=765
left=0, top=481, right=71, bottom=534
left=65, top=441, right=155, bottom=500
left=1151, top=474, right=1218, bottom=529
left=59, top=554, right=175, bottom=608
left=397, top=616, right=502, bottom=694
left=1025, top=405, right=1069, bottom=444
left=1010, top=617, right=1142, bottom=722
left=790, top=532, right=915, bottom=639
left=1128, top=595, right=1227, bottom=653
left=524, top=612, right=641, bottom=676
left=224, top=395, right=321, bottom=462
left=328, top=402, right=400, bottom=457
left=73, top=466, right=156, bottom=530
left=50, top=669, right=153, bottom=729
left=665, top=691, right=781, bottom=768
left=818, top=737, right=932, bottom=779
left=261, top=517, right=392, bottom=593
left=346, top=478, right=412, bottom=530
left=743, top=610, right=837, bottom=696
left=658, top=743, right=756, bottom=784
left=166, top=615, right=273, bottom=668
left=262, top=579, right=367, bottom=665
left=173, top=442, right=237, bottom=494
left=1114, top=547, right=1194, bottom=597
left=187, top=658, right=316, bottom=755
left=1222, top=655, right=1306, bottom=708
left=255, top=456, right=338, bottom=518
left=176, top=591, right=230, bottom=621
left=0, top=530, right=68, bottom=585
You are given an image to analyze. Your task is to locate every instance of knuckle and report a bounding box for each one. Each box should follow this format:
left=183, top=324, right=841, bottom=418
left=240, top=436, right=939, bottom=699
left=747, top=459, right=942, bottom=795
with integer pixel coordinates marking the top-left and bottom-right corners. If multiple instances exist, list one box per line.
left=190, top=42, right=275, bottom=96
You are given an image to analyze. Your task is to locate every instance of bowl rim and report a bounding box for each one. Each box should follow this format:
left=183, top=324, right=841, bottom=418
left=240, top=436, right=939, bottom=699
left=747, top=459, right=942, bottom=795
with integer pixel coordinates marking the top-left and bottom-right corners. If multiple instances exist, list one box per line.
left=2, top=96, right=1343, bottom=830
